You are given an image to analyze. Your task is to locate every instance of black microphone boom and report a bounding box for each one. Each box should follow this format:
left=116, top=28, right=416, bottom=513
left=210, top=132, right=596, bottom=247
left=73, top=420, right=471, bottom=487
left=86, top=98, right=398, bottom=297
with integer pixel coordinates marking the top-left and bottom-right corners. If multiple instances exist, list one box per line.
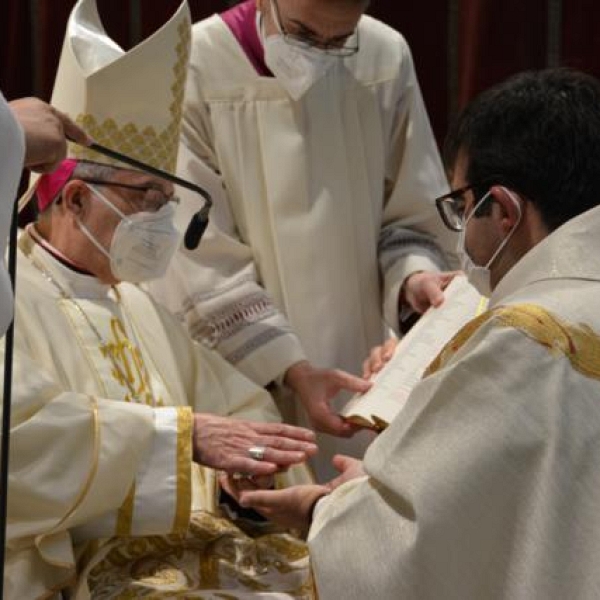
left=86, top=141, right=212, bottom=205
left=68, top=140, right=213, bottom=249
left=184, top=204, right=210, bottom=250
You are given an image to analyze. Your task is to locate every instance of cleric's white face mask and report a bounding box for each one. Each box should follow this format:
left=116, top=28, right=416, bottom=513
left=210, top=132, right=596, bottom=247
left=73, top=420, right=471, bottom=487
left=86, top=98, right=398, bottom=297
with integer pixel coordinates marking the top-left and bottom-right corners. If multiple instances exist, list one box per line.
left=457, top=188, right=522, bottom=297
left=78, top=184, right=181, bottom=283
left=257, top=5, right=337, bottom=100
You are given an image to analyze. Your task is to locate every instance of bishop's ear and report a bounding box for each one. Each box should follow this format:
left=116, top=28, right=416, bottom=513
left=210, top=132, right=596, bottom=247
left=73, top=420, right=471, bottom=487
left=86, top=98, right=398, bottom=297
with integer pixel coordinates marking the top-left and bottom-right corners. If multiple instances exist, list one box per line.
left=61, top=180, right=91, bottom=218
left=490, top=185, right=523, bottom=233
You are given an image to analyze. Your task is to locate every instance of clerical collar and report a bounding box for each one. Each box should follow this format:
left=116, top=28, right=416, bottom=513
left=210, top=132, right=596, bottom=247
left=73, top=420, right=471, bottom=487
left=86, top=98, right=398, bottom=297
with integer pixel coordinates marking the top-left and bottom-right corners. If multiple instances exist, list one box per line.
left=22, top=225, right=111, bottom=300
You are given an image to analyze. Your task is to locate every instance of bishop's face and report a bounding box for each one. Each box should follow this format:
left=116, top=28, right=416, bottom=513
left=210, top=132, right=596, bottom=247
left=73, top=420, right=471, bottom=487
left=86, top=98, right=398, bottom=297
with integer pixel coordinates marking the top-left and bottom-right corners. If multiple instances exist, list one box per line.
left=257, top=0, right=367, bottom=51
left=60, top=168, right=176, bottom=285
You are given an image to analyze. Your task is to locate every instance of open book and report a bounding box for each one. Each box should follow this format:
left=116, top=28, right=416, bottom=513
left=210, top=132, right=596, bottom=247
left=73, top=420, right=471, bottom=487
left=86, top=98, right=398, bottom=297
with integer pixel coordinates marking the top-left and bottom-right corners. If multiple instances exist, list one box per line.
left=341, top=275, right=488, bottom=430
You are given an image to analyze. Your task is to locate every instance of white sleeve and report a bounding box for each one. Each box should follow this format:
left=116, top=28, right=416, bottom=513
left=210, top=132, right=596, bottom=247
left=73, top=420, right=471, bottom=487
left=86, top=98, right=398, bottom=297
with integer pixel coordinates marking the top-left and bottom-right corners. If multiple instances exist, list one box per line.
left=146, top=80, right=305, bottom=387
left=376, top=39, right=459, bottom=331
left=0, top=92, right=25, bottom=336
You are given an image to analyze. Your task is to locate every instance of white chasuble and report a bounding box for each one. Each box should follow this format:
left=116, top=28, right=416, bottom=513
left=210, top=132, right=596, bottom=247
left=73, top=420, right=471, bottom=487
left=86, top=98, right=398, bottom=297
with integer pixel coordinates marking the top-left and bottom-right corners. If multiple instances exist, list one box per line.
left=148, top=14, right=458, bottom=478
left=308, top=205, right=600, bottom=599
left=4, top=229, right=312, bottom=599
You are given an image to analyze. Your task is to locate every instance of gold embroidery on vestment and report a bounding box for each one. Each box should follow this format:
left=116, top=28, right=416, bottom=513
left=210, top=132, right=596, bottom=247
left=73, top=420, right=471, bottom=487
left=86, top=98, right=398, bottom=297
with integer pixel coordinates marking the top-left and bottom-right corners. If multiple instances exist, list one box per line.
left=100, top=316, right=158, bottom=405
left=116, top=483, right=136, bottom=537
left=173, top=407, right=193, bottom=534
left=424, top=303, right=600, bottom=381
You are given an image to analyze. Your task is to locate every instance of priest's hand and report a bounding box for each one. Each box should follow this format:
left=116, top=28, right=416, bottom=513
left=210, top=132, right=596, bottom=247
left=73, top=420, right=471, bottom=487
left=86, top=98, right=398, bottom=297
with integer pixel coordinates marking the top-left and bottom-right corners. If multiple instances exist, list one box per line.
left=219, top=472, right=275, bottom=495
left=284, top=360, right=372, bottom=437
left=9, top=97, right=92, bottom=173
left=234, top=483, right=330, bottom=532
left=325, top=454, right=366, bottom=491
left=401, top=270, right=459, bottom=314
left=362, top=337, right=398, bottom=379
left=192, top=413, right=318, bottom=476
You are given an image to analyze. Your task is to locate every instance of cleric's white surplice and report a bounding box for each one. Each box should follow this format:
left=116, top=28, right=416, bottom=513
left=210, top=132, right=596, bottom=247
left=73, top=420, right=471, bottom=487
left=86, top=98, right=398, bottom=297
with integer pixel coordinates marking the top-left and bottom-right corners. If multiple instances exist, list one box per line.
left=308, top=204, right=600, bottom=599
left=4, top=228, right=311, bottom=599
left=148, top=10, right=457, bottom=476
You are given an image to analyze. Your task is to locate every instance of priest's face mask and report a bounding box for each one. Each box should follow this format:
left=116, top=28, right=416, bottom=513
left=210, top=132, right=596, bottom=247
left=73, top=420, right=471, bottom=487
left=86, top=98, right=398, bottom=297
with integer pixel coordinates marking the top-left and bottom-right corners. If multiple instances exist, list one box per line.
left=436, top=153, right=524, bottom=296
left=69, top=170, right=182, bottom=284
left=257, top=0, right=366, bottom=99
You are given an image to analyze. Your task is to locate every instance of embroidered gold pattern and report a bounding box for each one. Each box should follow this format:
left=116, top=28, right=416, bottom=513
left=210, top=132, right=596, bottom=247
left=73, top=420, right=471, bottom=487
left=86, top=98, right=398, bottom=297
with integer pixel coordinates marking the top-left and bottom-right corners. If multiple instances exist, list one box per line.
left=86, top=511, right=311, bottom=598
left=71, top=19, right=191, bottom=173
left=424, top=303, right=600, bottom=381
left=116, top=483, right=137, bottom=537
left=173, top=408, right=193, bottom=534
left=100, top=317, right=161, bottom=405
left=424, top=310, right=493, bottom=377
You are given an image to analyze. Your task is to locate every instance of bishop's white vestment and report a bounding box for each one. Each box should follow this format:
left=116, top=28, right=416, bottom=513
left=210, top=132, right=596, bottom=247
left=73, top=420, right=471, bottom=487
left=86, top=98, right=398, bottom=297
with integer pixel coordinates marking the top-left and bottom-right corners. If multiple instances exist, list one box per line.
left=4, top=228, right=312, bottom=599
left=308, top=204, right=600, bottom=599
left=148, top=6, right=457, bottom=478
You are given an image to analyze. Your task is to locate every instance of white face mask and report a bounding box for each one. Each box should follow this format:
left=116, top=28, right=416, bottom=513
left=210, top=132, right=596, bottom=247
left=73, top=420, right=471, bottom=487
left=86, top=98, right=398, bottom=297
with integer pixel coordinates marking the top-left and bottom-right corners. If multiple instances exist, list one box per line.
left=258, top=6, right=337, bottom=100
left=78, top=184, right=181, bottom=283
left=457, top=188, right=522, bottom=297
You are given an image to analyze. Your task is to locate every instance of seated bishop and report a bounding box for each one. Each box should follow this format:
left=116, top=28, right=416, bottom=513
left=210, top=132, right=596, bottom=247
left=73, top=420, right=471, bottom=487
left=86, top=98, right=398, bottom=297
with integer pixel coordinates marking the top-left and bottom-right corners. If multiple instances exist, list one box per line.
left=3, top=1, right=316, bottom=598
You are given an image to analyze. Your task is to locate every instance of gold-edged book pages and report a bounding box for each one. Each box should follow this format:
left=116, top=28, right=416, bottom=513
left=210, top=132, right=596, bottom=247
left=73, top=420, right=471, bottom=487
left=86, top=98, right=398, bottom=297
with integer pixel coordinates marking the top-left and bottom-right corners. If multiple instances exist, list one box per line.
left=341, top=275, right=488, bottom=431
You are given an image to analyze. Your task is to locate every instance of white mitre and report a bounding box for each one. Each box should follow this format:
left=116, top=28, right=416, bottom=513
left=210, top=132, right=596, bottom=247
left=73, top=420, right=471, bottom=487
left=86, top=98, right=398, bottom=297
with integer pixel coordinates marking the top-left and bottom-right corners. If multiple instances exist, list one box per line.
left=52, top=0, right=191, bottom=175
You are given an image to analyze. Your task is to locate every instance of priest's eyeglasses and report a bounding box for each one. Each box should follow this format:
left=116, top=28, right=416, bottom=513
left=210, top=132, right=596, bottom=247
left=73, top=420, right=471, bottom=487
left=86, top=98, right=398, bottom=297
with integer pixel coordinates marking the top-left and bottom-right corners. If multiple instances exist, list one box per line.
left=435, top=184, right=475, bottom=231
left=270, top=0, right=360, bottom=56
left=80, top=179, right=179, bottom=213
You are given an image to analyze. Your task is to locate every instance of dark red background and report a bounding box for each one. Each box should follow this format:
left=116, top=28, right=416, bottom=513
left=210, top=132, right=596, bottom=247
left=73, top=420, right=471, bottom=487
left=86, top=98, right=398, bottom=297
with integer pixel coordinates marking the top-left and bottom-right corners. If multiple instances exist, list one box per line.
left=2, top=0, right=598, bottom=143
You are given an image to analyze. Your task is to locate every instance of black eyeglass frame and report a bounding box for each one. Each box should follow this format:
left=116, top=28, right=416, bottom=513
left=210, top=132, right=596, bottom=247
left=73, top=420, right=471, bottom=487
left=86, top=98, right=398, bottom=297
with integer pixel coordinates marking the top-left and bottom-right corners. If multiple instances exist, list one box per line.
left=435, top=185, right=475, bottom=232
left=270, top=0, right=360, bottom=57
left=79, top=178, right=180, bottom=212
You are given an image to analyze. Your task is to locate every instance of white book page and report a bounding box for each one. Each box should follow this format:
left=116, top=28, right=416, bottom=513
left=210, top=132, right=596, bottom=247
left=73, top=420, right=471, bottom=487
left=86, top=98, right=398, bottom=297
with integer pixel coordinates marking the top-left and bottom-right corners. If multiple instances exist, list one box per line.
left=341, top=276, right=487, bottom=428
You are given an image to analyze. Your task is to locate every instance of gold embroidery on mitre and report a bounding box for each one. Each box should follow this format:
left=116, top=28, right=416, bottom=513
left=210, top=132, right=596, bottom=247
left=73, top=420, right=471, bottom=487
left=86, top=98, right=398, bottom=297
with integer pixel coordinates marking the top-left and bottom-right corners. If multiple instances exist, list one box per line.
left=424, top=303, right=600, bottom=381
left=71, top=19, right=191, bottom=173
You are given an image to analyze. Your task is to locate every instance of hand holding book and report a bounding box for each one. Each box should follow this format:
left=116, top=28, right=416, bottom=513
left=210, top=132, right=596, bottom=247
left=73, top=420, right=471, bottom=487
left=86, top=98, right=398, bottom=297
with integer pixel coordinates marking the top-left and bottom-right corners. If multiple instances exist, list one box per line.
left=341, top=275, right=488, bottom=430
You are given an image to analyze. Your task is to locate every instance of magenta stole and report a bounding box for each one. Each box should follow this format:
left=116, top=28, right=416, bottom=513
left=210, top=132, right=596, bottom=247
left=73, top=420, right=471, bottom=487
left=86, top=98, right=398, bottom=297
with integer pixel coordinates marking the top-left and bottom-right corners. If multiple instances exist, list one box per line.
left=220, top=0, right=273, bottom=77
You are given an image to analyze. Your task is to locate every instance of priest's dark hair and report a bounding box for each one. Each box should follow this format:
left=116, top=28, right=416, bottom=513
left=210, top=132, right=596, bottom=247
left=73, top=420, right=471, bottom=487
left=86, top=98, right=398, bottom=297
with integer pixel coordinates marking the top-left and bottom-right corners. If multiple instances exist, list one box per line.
left=444, top=68, right=600, bottom=232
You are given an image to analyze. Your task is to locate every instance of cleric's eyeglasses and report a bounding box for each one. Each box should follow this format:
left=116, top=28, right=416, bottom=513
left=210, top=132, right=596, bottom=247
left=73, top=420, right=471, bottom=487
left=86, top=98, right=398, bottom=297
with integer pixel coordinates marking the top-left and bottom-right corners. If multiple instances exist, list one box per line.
left=435, top=184, right=477, bottom=232
left=79, top=179, right=179, bottom=213
left=270, top=0, right=360, bottom=57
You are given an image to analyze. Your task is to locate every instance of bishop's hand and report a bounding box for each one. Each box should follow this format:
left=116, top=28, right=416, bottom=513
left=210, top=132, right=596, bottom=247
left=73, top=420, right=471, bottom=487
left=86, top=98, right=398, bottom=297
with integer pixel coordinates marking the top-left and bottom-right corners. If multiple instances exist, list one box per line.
left=192, top=413, right=317, bottom=476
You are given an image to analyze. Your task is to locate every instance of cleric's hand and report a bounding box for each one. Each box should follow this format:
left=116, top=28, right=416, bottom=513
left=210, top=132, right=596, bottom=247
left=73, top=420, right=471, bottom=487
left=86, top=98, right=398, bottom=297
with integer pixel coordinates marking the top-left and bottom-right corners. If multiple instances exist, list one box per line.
left=401, top=270, right=460, bottom=314
left=362, top=337, right=399, bottom=379
left=285, top=361, right=371, bottom=437
left=9, top=97, right=92, bottom=173
left=236, top=483, right=329, bottom=532
left=192, top=414, right=317, bottom=476
left=325, top=454, right=366, bottom=492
